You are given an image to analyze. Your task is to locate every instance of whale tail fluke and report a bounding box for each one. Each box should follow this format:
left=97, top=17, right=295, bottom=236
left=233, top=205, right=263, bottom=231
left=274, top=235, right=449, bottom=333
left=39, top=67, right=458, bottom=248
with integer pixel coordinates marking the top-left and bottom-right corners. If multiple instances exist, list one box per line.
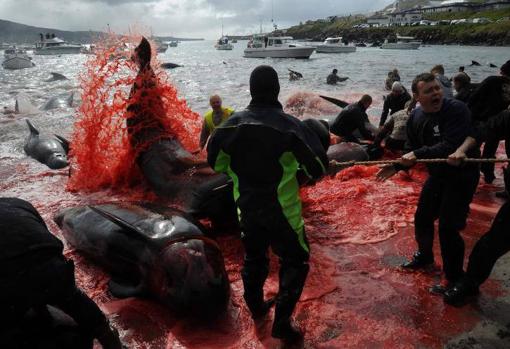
left=25, top=119, right=39, bottom=136
left=134, top=37, right=152, bottom=69
left=319, top=95, right=349, bottom=108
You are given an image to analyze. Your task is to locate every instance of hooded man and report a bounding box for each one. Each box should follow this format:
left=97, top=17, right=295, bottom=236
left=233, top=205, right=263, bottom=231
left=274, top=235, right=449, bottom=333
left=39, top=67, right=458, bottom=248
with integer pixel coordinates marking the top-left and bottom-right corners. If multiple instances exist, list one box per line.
left=207, top=65, right=328, bottom=342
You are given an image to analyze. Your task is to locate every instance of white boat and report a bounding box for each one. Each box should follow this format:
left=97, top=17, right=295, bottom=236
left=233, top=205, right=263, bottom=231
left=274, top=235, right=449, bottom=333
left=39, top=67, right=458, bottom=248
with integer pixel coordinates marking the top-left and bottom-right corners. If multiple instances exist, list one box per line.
left=34, top=34, right=82, bottom=55
left=381, top=35, right=421, bottom=50
left=2, top=47, right=35, bottom=70
left=215, top=36, right=233, bottom=50
left=244, top=36, right=315, bottom=59
left=316, top=37, right=356, bottom=53
left=155, top=39, right=168, bottom=53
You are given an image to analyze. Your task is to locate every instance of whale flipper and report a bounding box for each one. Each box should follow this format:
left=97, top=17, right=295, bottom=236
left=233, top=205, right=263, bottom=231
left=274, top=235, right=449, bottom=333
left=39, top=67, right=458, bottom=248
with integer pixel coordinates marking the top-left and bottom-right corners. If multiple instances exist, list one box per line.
left=108, top=278, right=146, bottom=298
left=54, top=134, right=70, bottom=153
left=26, top=119, right=39, bottom=136
left=319, top=95, right=349, bottom=108
left=89, top=206, right=150, bottom=243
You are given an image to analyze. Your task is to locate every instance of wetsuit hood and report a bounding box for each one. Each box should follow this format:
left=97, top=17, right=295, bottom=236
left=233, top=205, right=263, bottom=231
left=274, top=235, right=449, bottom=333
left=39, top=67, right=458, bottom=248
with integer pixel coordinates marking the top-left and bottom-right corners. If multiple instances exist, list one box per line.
left=249, top=65, right=282, bottom=109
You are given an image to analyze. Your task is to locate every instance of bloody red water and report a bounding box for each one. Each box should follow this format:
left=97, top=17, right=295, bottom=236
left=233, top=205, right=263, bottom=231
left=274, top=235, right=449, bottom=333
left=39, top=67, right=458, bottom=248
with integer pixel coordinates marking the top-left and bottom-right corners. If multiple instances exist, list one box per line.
left=3, top=42, right=506, bottom=347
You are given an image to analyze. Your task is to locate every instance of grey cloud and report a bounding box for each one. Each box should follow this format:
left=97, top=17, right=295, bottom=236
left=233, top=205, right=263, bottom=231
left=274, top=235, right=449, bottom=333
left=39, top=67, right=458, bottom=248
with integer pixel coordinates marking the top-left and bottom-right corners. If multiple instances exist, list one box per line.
left=81, top=0, right=158, bottom=5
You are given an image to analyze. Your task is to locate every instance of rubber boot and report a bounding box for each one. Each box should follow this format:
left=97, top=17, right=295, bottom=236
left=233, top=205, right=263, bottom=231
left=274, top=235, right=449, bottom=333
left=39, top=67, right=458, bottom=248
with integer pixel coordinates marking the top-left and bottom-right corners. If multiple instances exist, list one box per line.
left=241, top=252, right=270, bottom=320
left=401, top=251, right=434, bottom=269
left=271, top=261, right=309, bottom=342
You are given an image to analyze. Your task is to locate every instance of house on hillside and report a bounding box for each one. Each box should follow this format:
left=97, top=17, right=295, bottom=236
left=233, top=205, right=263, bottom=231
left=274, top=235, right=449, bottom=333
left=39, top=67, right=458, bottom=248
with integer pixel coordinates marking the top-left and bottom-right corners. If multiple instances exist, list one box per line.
left=417, top=1, right=510, bottom=14
left=367, top=14, right=391, bottom=27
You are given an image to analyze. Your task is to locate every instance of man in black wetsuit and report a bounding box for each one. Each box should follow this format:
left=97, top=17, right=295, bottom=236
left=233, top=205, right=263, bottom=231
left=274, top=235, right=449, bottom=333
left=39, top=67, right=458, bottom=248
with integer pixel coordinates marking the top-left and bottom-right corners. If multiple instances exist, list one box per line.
left=207, top=65, right=328, bottom=342
left=446, top=109, right=510, bottom=304
left=330, top=94, right=374, bottom=143
left=468, top=59, right=510, bottom=185
left=376, top=72, right=480, bottom=293
left=0, top=198, right=123, bottom=349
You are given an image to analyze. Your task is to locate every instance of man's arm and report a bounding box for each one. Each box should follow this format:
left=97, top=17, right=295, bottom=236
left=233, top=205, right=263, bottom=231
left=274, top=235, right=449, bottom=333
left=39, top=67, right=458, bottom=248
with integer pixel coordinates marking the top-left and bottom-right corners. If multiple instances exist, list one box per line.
left=380, top=97, right=390, bottom=127
left=291, top=130, right=328, bottom=181
left=448, top=110, right=510, bottom=165
left=374, top=117, right=394, bottom=145
left=357, top=114, right=375, bottom=141
left=56, top=288, right=123, bottom=349
left=199, top=119, right=210, bottom=150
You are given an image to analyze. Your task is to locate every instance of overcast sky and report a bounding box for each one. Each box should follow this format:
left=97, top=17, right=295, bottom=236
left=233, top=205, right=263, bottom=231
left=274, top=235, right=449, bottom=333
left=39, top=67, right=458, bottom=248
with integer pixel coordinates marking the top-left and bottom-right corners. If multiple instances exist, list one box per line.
left=0, top=0, right=395, bottom=39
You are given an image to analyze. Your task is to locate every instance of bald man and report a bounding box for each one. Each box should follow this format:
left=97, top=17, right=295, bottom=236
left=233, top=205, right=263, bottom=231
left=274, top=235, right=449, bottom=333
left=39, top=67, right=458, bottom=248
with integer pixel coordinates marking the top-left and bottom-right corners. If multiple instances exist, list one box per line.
left=199, top=95, right=234, bottom=149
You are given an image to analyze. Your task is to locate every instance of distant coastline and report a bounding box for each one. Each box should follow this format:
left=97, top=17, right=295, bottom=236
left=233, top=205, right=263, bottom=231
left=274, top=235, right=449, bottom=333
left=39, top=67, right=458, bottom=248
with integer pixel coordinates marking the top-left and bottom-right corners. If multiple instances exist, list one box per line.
left=0, top=18, right=204, bottom=44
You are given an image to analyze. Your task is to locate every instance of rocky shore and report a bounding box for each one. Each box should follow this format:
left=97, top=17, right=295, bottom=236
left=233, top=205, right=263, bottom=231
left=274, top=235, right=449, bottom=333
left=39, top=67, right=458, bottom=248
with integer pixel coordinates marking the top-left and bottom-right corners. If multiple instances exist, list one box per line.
left=286, top=22, right=510, bottom=46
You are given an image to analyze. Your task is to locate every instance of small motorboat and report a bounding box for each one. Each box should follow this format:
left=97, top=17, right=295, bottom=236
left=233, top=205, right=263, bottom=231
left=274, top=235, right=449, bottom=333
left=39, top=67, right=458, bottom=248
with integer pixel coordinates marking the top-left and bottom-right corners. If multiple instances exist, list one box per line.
left=2, top=47, right=35, bottom=70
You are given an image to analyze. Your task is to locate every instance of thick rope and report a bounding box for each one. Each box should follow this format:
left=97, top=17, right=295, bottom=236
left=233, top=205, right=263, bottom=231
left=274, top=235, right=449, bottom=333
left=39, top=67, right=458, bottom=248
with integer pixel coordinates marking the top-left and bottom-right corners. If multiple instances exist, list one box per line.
left=330, top=158, right=510, bottom=167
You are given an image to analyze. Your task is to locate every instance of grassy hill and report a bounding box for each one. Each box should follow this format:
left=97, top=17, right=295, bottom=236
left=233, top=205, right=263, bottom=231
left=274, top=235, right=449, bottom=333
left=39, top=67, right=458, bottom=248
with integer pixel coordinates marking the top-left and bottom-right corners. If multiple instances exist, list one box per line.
left=285, top=6, right=510, bottom=45
left=0, top=19, right=103, bottom=44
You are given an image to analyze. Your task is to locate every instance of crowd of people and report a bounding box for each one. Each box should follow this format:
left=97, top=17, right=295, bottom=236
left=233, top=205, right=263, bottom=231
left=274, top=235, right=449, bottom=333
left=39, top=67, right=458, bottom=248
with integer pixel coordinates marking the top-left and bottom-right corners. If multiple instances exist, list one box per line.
left=2, top=57, right=510, bottom=347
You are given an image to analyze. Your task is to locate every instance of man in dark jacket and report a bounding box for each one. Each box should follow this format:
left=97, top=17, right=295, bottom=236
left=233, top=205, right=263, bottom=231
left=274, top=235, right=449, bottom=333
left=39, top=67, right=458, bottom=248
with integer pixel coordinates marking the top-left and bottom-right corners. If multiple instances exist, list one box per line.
left=379, top=81, right=411, bottom=127
left=453, top=72, right=477, bottom=104
left=0, top=198, right=123, bottom=349
left=376, top=73, right=480, bottom=293
left=446, top=109, right=510, bottom=305
left=207, top=65, right=328, bottom=342
left=468, top=59, right=510, bottom=184
left=330, top=94, right=374, bottom=143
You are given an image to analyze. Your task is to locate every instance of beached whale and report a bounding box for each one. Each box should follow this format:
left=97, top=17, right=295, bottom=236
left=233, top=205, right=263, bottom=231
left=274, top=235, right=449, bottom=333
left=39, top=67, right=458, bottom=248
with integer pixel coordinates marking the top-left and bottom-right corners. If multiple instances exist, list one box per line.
left=327, top=142, right=369, bottom=174
left=23, top=119, right=69, bottom=169
left=14, top=92, right=76, bottom=113
left=54, top=203, right=231, bottom=316
left=126, top=38, right=234, bottom=210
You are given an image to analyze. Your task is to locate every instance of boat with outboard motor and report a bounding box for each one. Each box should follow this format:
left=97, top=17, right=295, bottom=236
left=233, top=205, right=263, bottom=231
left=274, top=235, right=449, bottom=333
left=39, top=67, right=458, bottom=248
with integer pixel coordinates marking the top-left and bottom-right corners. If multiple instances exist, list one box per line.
left=215, top=36, right=233, bottom=50
left=316, top=37, right=356, bottom=53
left=244, top=35, right=315, bottom=58
left=381, top=35, right=421, bottom=50
left=2, top=47, right=35, bottom=70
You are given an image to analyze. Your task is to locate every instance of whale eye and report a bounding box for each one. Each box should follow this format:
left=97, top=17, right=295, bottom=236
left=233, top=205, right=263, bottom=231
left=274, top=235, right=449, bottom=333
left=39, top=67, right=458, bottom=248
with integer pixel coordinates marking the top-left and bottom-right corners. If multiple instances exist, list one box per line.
left=153, top=220, right=175, bottom=238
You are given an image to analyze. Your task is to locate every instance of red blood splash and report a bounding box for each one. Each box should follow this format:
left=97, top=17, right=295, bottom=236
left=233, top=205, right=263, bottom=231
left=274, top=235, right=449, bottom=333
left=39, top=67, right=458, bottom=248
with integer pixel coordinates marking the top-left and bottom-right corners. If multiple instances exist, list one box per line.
left=67, top=33, right=201, bottom=193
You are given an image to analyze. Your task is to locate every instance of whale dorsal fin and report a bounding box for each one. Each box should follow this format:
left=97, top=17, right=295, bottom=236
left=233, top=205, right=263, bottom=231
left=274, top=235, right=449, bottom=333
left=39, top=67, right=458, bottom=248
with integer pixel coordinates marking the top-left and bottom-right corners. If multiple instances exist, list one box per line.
left=89, top=206, right=149, bottom=243
left=25, top=119, right=39, bottom=136
left=319, top=95, right=349, bottom=108
left=50, top=72, right=68, bottom=80
left=54, top=134, right=70, bottom=153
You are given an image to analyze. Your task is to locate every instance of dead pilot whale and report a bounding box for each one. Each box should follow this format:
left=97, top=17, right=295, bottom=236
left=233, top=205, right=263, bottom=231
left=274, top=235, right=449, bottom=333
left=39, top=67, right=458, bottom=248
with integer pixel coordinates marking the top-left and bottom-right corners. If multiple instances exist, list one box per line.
left=54, top=203, right=231, bottom=316
left=23, top=119, right=69, bottom=169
